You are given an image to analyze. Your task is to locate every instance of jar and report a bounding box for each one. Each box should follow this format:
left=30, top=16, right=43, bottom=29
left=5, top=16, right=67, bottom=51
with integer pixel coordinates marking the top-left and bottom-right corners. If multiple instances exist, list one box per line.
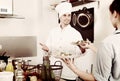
left=0, top=60, right=6, bottom=72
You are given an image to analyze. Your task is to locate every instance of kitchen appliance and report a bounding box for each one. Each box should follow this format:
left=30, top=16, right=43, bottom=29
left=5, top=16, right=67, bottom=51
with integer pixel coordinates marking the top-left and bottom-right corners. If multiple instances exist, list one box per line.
left=70, top=7, right=94, bottom=42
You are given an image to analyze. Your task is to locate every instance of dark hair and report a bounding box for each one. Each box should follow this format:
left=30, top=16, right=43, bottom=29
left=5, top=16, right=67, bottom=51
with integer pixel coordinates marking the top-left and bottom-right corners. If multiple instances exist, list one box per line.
left=109, top=0, right=120, bottom=14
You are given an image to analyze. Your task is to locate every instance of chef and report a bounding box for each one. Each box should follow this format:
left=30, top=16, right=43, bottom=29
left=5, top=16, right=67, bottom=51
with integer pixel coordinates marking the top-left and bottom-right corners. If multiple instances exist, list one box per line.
left=40, top=2, right=84, bottom=81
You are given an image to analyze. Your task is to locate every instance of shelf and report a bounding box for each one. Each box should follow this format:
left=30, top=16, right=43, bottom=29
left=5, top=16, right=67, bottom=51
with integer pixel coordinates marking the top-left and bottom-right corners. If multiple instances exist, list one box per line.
left=0, top=14, right=25, bottom=19
left=71, top=0, right=96, bottom=7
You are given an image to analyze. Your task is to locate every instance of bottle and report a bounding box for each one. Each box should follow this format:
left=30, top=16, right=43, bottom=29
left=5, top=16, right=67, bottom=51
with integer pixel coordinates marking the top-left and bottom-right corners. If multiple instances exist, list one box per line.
left=5, top=59, right=14, bottom=72
left=41, top=62, right=47, bottom=81
left=41, top=55, right=55, bottom=81
left=15, top=60, right=25, bottom=81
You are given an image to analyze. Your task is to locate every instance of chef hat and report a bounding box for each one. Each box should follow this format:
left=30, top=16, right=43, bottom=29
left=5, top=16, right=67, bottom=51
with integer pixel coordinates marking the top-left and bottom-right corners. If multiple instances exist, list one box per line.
left=55, top=2, right=72, bottom=18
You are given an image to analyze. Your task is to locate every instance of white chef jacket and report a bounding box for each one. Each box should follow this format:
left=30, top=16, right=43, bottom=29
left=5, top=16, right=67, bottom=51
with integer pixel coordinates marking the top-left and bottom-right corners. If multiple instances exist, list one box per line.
left=94, top=30, right=120, bottom=81
left=46, top=24, right=83, bottom=80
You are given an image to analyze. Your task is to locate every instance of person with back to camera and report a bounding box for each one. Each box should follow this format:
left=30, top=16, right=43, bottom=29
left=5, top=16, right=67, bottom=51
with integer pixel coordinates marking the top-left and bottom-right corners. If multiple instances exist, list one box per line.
left=40, top=1, right=87, bottom=81
left=62, top=0, right=120, bottom=81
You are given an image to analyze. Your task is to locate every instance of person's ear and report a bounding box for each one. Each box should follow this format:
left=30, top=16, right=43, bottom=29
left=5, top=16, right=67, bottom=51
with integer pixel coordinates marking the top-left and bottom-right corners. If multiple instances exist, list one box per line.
left=113, top=11, right=118, bottom=18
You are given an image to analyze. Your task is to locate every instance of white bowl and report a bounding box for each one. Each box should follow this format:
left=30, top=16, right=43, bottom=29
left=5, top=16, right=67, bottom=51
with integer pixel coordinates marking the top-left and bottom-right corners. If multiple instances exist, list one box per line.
left=0, top=72, right=14, bottom=81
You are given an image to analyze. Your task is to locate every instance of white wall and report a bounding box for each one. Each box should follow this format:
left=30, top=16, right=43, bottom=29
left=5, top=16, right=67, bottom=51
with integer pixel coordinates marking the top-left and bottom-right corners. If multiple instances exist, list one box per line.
left=0, top=0, right=40, bottom=36
left=0, top=0, right=43, bottom=64
left=0, top=0, right=115, bottom=65
left=94, top=0, right=114, bottom=47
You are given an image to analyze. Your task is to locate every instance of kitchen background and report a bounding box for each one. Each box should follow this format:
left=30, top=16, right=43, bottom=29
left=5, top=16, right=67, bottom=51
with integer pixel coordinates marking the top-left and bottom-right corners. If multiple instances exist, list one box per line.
left=0, top=0, right=114, bottom=72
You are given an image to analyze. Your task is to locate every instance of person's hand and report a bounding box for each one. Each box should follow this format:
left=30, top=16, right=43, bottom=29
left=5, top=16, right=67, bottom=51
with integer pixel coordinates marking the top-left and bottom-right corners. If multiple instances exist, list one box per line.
left=78, top=39, right=97, bottom=53
left=62, top=58, right=75, bottom=68
left=78, top=39, right=91, bottom=49
left=39, top=43, right=49, bottom=52
left=62, top=58, right=78, bottom=73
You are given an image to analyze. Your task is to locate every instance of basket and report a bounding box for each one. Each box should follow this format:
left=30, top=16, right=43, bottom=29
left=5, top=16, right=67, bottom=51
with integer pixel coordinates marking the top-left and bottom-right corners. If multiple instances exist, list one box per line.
left=25, top=61, right=63, bottom=81
left=50, top=61, right=63, bottom=81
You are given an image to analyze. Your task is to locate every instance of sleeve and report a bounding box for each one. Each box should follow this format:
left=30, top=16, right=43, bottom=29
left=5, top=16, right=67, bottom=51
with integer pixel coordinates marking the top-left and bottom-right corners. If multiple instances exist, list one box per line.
left=93, top=42, right=114, bottom=81
left=73, top=30, right=83, bottom=55
left=75, top=31, right=83, bottom=41
left=70, top=27, right=83, bottom=41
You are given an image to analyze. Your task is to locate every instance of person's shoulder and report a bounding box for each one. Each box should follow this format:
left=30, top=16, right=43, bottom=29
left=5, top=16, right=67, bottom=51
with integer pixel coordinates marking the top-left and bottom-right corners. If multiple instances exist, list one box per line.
left=102, top=34, right=116, bottom=44
left=69, top=26, right=80, bottom=33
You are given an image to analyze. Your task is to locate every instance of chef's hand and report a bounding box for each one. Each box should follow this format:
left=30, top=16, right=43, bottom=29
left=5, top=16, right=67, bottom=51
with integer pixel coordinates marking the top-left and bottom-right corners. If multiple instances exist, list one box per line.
left=40, top=43, right=49, bottom=52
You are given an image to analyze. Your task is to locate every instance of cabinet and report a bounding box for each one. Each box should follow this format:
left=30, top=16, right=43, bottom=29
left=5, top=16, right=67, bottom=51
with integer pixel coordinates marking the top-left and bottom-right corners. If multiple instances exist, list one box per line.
left=0, top=0, right=13, bottom=16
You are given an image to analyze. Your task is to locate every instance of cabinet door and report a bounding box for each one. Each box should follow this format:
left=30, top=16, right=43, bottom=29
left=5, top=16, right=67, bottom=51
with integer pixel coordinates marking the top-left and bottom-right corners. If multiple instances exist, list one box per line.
left=0, top=0, right=13, bottom=15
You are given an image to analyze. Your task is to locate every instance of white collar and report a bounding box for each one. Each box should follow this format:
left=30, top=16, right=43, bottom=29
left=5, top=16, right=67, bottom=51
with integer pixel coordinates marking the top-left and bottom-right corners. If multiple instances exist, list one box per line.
left=58, top=24, right=71, bottom=30
left=114, top=29, right=120, bottom=34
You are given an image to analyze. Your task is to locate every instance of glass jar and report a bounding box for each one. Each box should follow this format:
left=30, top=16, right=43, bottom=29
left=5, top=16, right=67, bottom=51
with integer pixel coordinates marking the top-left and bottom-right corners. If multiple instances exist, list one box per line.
left=0, top=60, right=6, bottom=72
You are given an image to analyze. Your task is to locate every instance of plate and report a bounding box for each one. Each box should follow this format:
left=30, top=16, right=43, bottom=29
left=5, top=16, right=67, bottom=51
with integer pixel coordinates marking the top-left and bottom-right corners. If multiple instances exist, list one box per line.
left=52, top=52, right=82, bottom=59
left=53, top=55, right=80, bottom=59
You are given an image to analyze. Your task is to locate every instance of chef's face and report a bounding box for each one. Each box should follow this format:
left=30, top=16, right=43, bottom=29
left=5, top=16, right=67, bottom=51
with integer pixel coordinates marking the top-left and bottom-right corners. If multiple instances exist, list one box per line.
left=59, top=13, right=71, bottom=25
